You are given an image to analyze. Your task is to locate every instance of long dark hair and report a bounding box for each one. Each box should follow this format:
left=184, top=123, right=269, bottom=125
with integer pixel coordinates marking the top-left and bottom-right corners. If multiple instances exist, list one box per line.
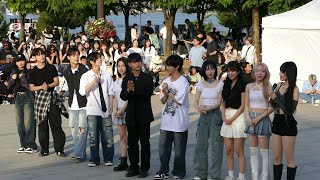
left=222, top=61, right=243, bottom=102
left=280, top=61, right=297, bottom=114
left=117, top=57, right=129, bottom=78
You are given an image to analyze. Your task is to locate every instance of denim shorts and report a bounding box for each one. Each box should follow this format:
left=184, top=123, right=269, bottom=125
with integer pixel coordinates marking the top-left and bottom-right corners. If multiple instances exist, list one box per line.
left=272, top=114, right=297, bottom=136
left=245, top=112, right=272, bottom=136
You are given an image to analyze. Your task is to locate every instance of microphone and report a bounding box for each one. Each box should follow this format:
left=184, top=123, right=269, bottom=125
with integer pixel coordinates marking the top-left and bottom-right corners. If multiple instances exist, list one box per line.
left=272, top=83, right=277, bottom=91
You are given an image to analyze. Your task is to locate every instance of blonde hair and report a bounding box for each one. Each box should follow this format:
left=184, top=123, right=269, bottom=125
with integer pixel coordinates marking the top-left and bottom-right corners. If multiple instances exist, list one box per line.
left=309, top=74, right=317, bottom=81
left=252, top=62, right=271, bottom=102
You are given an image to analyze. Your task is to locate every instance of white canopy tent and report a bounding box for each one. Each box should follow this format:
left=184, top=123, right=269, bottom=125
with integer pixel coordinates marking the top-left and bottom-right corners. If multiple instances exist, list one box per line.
left=262, top=0, right=320, bottom=88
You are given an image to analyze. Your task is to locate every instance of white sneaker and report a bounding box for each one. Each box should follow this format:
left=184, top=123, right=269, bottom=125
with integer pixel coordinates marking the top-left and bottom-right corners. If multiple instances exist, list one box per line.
left=88, top=162, right=98, bottom=167
left=193, top=177, right=202, bottom=180
left=173, top=176, right=181, bottom=180
left=224, top=176, right=234, bottom=180
left=24, top=147, right=37, bottom=154
left=235, top=177, right=246, bottom=180
left=17, top=147, right=25, bottom=153
left=105, top=162, right=113, bottom=166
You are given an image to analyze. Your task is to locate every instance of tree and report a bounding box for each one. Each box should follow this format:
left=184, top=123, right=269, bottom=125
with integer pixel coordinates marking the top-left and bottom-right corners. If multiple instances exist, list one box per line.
left=184, top=0, right=217, bottom=27
left=97, top=0, right=105, bottom=18
left=6, top=0, right=42, bottom=43
left=155, top=0, right=195, bottom=58
left=218, top=0, right=311, bottom=63
left=0, top=14, right=9, bottom=40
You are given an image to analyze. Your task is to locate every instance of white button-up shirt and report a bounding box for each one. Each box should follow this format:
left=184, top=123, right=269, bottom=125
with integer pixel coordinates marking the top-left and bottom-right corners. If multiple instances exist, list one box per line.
left=79, top=69, right=114, bottom=118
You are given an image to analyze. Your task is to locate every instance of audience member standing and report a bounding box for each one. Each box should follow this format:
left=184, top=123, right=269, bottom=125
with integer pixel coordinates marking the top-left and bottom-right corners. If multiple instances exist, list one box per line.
left=120, top=53, right=154, bottom=178
left=241, top=37, right=256, bottom=65
left=206, top=32, right=219, bottom=65
left=189, top=38, right=206, bottom=71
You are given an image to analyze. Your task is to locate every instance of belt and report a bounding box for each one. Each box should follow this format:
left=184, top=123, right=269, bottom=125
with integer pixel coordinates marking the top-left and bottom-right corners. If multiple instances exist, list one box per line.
left=17, top=92, right=27, bottom=95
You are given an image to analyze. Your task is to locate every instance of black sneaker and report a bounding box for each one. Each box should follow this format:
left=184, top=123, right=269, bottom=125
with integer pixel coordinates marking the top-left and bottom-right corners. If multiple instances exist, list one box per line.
left=24, top=147, right=37, bottom=154
left=39, top=151, right=49, bottom=157
left=126, top=169, right=140, bottom=177
left=154, top=172, right=169, bottom=179
left=56, top=152, right=67, bottom=157
left=138, top=171, right=149, bottom=178
left=17, top=147, right=25, bottom=153
left=75, top=158, right=85, bottom=163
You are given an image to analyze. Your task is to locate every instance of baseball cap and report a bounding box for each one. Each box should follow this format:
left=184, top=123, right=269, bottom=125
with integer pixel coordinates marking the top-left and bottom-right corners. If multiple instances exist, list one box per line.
left=15, top=54, right=26, bottom=62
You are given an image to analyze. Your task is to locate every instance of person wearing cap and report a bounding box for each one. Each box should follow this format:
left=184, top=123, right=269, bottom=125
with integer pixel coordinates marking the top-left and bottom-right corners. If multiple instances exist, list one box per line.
left=149, top=55, right=163, bottom=92
left=8, top=54, right=38, bottom=153
left=120, top=53, right=154, bottom=178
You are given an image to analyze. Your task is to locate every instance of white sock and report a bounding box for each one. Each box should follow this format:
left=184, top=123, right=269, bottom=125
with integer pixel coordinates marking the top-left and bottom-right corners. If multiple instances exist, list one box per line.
left=250, top=147, right=259, bottom=178
left=228, top=170, right=234, bottom=178
left=238, top=173, right=246, bottom=180
left=260, top=148, right=269, bottom=178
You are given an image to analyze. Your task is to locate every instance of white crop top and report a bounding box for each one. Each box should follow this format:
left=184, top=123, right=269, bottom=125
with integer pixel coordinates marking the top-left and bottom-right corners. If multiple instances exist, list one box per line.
left=249, top=87, right=268, bottom=109
left=197, top=81, right=224, bottom=106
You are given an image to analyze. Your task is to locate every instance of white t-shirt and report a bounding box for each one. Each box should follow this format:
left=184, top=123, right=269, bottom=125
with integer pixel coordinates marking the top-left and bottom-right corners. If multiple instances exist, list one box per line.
left=197, top=81, right=224, bottom=106
left=114, top=78, right=127, bottom=108
left=189, top=46, right=206, bottom=68
left=241, top=45, right=256, bottom=65
left=160, top=26, right=167, bottom=39
left=160, top=76, right=189, bottom=132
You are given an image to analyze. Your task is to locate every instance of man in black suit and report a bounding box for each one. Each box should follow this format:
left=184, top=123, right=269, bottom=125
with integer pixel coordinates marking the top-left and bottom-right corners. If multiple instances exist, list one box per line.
left=120, top=53, right=154, bottom=178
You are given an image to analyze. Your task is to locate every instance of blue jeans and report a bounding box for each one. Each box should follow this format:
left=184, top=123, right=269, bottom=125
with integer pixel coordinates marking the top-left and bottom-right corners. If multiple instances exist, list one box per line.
left=15, top=93, right=37, bottom=149
left=158, top=129, right=188, bottom=179
left=87, top=115, right=114, bottom=164
left=193, top=109, right=224, bottom=179
left=300, top=93, right=320, bottom=104
left=69, top=109, right=87, bottom=159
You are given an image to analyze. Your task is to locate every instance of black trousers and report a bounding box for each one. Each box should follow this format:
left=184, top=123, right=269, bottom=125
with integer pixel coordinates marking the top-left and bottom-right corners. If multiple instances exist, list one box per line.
left=127, top=124, right=150, bottom=172
left=38, top=99, right=66, bottom=153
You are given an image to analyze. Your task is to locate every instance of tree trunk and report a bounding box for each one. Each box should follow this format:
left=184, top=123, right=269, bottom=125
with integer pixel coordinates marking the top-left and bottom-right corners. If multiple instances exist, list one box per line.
left=196, top=12, right=201, bottom=27
left=199, top=11, right=205, bottom=28
left=19, top=14, right=26, bottom=43
left=97, top=0, right=104, bottom=19
left=124, top=11, right=130, bottom=46
left=163, top=8, right=177, bottom=59
left=252, top=6, right=261, bottom=62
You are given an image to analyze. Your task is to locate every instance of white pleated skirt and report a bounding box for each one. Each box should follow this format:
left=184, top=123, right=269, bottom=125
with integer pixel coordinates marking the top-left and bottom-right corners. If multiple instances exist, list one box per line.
left=220, top=108, right=247, bottom=138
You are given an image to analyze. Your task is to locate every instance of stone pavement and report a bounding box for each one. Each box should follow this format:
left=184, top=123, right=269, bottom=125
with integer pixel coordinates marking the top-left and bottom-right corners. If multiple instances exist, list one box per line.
left=0, top=95, right=320, bottom=180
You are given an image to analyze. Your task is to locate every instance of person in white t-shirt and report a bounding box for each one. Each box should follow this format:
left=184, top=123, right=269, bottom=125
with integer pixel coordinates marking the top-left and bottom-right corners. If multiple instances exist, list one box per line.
left=193, top=60, right=224, bottom=180
left=241, top=36, right=256, bottom=65
left=154, top=55, right=189, bottom=180
left=63, top=48, right=88, bottom=162
left=189, top=38, right=207, bottom=70
left=159, top=22, right=167, bottom=55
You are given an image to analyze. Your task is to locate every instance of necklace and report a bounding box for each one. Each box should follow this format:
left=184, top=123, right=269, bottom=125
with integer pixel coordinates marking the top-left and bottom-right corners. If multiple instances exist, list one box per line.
left=207, top=79, right=215, bottom=83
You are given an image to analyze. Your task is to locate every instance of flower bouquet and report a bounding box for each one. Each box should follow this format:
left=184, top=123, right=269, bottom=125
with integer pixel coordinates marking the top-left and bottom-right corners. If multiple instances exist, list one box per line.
left=86, top=18, right=117, bottom=40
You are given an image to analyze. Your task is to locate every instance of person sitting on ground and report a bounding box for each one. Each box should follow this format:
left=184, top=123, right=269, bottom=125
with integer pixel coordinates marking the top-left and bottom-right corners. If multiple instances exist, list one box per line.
left=186, top=66, right=202, bottom=94
left=300, top=74, right=320, bottom=104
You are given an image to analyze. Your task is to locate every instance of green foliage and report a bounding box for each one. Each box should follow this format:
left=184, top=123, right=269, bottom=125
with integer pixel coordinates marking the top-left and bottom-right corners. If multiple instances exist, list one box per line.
left=155, top=0, right=195, bottom=8
left=0, top=14, right=8, bottom=40
left=267, top=0, right=312, bottom=14
left=7, top=0, right=40, bottom=16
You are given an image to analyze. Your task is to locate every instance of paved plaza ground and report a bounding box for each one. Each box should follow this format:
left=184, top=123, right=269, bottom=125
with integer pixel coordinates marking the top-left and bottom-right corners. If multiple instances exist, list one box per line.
left=0, top=95, right=320, bottom=180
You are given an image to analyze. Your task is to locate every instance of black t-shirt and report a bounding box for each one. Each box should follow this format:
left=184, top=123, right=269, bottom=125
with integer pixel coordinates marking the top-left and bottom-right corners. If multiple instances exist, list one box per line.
left=29, top=64, right=58, bottom=92
left=207, top=40, right=219, bottom=64
left=222, top=80, right=245, bottom=109
left=242, top=72, right=254, bottom=86
left=30, top=29, right=36, bottom=39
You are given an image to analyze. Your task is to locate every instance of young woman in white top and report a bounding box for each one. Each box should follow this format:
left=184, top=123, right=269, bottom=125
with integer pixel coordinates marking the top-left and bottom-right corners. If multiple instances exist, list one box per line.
left=112, top=57, right=129, bottom=171
left=143, top=39, right=157, bottom=67
left=223, top=39, right=238, bottom=64
left=100, top=41, right=113, bottom=74
left=241, top=36, right=256, bottom=65
left=193, top=60, right=224, bottom=180
left=244, top=63, right=273, bottom=180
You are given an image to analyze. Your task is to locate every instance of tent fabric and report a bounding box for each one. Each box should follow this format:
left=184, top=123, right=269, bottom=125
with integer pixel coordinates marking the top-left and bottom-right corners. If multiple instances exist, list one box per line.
left=262, top=0, right=320, bottom=87
left=262, top=0, right=320, bottom=29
